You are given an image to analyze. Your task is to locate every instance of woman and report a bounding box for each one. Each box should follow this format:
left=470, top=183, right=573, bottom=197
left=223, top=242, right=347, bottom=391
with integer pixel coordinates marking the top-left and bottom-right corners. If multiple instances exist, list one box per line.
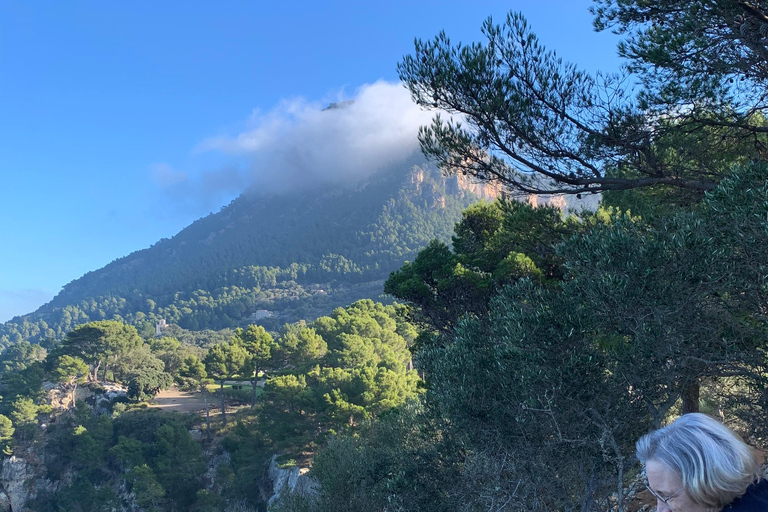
left=636, top=413, right=768, bottom=512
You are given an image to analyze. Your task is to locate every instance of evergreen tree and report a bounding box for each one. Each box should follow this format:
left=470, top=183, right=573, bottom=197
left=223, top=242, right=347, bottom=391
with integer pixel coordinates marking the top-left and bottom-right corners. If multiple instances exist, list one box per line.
left=398, top=9, right=768, bottom=196
left=234, top=325, right=274, bottom=406
left=58, top=321, right=142, bottom=381
left=203, top=340, right=247, bottom=426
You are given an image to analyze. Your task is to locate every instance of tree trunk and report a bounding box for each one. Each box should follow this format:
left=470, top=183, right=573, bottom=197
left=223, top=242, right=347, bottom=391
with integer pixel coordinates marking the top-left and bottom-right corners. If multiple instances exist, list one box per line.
left=681, top=380, right=700, bottom=414
left=91, top=361, right=101, bottom=382
left=250, top=378, right=257, bottom=406
left=204, top=393, right=211, bottom=440
left=220, top=380, right=227, bottom=427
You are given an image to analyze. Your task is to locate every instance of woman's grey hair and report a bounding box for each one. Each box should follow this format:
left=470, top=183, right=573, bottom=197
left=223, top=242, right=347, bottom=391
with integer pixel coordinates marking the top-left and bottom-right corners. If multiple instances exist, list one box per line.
left=636, top=413, right=760, bottom=509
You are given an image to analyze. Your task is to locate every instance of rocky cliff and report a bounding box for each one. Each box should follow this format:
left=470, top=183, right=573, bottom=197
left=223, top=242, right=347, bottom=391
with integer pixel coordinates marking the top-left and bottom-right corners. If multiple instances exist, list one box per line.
left=0, top=456, right=58, bottom=512
left=266, top=455, right=319, bottom=507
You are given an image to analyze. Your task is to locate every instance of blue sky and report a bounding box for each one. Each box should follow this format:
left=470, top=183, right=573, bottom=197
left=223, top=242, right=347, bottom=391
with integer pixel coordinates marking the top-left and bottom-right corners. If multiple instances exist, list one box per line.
left=0, top=1, right=622, bottom=323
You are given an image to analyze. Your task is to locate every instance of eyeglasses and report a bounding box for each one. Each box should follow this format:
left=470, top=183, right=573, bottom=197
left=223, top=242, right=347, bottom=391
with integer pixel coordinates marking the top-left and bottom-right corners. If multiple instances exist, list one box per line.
left=646, top=485, right=685, bottom=505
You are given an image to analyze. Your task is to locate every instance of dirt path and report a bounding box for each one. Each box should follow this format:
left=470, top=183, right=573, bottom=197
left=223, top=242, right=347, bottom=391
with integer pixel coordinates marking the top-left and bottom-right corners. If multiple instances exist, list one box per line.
left=149, top=387, right=210, bottom=414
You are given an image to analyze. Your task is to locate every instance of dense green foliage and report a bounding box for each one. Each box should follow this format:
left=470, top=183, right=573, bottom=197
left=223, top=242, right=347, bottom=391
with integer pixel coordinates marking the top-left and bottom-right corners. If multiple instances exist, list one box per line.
left=592, top=0, right=768, bottom=115
left=0, top=324, right=208, bottom=509
left=0, top=321, right=202, bottom=434
left=0, top=300, right=420, bottom=511
left=216, top=300, right=421, bottom=505
left=301, top=163, right=768, bottom=512
left=30, top=407, right=205, bottom=512
left=385, top=199, right=585, bottom=333
left=310, top=9, right=768, bottom=510
left=272, top=401, right=460, bottom=512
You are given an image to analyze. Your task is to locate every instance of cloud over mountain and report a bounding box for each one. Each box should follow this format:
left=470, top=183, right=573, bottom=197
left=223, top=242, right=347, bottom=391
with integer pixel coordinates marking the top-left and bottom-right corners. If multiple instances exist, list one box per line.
left=150, top=80, right=439, bottom=215
left=199, top=80, right=435, bottom=192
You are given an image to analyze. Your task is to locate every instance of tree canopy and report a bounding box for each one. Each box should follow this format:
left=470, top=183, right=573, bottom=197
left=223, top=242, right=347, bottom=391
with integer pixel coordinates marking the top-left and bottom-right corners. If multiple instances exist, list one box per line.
left=385, top=200, right=580, bottom=333
left=57, top=320, right=142, bottom=381
left=203, top=339, right=248, bottom=426
left=398, top=6, right=768, bottom=196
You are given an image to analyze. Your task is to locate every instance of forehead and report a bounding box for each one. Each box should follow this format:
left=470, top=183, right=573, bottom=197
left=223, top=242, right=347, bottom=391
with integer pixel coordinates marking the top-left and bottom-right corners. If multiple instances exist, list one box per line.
left=646, top=459, right=683, bottom=494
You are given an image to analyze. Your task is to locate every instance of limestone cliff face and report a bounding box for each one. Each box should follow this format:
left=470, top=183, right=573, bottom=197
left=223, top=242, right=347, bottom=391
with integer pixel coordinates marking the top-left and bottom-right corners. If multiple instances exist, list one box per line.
left=0, top=383, right=70, bottom=511
left=43, top=380, right=77, bottom=410
left=450, top=173, right=504, bottom=201
left=0, top=455, right=59, bottom=512
left=266, top=455, right=319, bottom=507
left=408, top=166, right=503, bottom=207
left=527, top=193, right=567, bottom=209
left=0, top=452, right=142, bottom=512
left=410, top=165, right=590, bottom=210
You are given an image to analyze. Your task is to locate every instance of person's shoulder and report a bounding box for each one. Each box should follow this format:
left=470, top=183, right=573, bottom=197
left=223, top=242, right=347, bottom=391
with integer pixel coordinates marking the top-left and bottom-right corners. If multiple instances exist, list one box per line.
left=723, top=479, right=768, bottom=511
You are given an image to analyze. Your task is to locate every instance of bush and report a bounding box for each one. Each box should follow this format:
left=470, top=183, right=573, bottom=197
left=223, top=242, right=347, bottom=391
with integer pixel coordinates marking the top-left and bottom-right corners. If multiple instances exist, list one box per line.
left=222, top=386, right=256, bottom=403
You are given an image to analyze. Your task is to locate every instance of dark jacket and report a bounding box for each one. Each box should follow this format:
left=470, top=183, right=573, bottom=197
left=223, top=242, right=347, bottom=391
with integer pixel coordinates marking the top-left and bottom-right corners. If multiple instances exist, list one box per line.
left=723, top=479, right=768, bottom=511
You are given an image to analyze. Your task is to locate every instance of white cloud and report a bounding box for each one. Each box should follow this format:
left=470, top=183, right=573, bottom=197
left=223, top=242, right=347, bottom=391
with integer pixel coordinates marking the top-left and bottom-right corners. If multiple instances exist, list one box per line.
left=197, top=80, right=436, bottom=193
left=151, top=81, right=441, bottom=215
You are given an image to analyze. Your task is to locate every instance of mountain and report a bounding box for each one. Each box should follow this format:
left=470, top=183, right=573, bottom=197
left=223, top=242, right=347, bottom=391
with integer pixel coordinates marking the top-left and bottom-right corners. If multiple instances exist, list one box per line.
left=0, top=157, right=499, bottom=346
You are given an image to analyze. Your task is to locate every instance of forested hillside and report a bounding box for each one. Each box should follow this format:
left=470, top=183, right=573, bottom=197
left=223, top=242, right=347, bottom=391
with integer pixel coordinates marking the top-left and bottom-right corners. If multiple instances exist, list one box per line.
left=0, top=160, right=490, bottom=347
left=0, top=301, right=421, bottom=511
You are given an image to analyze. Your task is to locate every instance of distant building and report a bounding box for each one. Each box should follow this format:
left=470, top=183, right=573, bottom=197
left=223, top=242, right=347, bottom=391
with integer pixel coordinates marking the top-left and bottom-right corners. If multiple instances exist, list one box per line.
left=249, top=310, right=272, bottom=321
left=155, top=319, right=168, bottom=337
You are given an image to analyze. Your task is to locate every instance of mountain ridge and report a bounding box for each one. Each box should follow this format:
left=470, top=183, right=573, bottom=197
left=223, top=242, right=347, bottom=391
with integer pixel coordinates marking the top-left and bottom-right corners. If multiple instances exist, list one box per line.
left=2, top=158, right=500, bottom=345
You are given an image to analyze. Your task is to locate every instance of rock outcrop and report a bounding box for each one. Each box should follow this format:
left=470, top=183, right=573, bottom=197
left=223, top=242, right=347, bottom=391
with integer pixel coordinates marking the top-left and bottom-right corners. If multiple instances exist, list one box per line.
left=266, top=455, right=319, bottom=506
left=44, top=381, right=77, bottom=411
left=0, top=456, right=58, bottom=512
left=204, top=450, right=231, bottom=492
